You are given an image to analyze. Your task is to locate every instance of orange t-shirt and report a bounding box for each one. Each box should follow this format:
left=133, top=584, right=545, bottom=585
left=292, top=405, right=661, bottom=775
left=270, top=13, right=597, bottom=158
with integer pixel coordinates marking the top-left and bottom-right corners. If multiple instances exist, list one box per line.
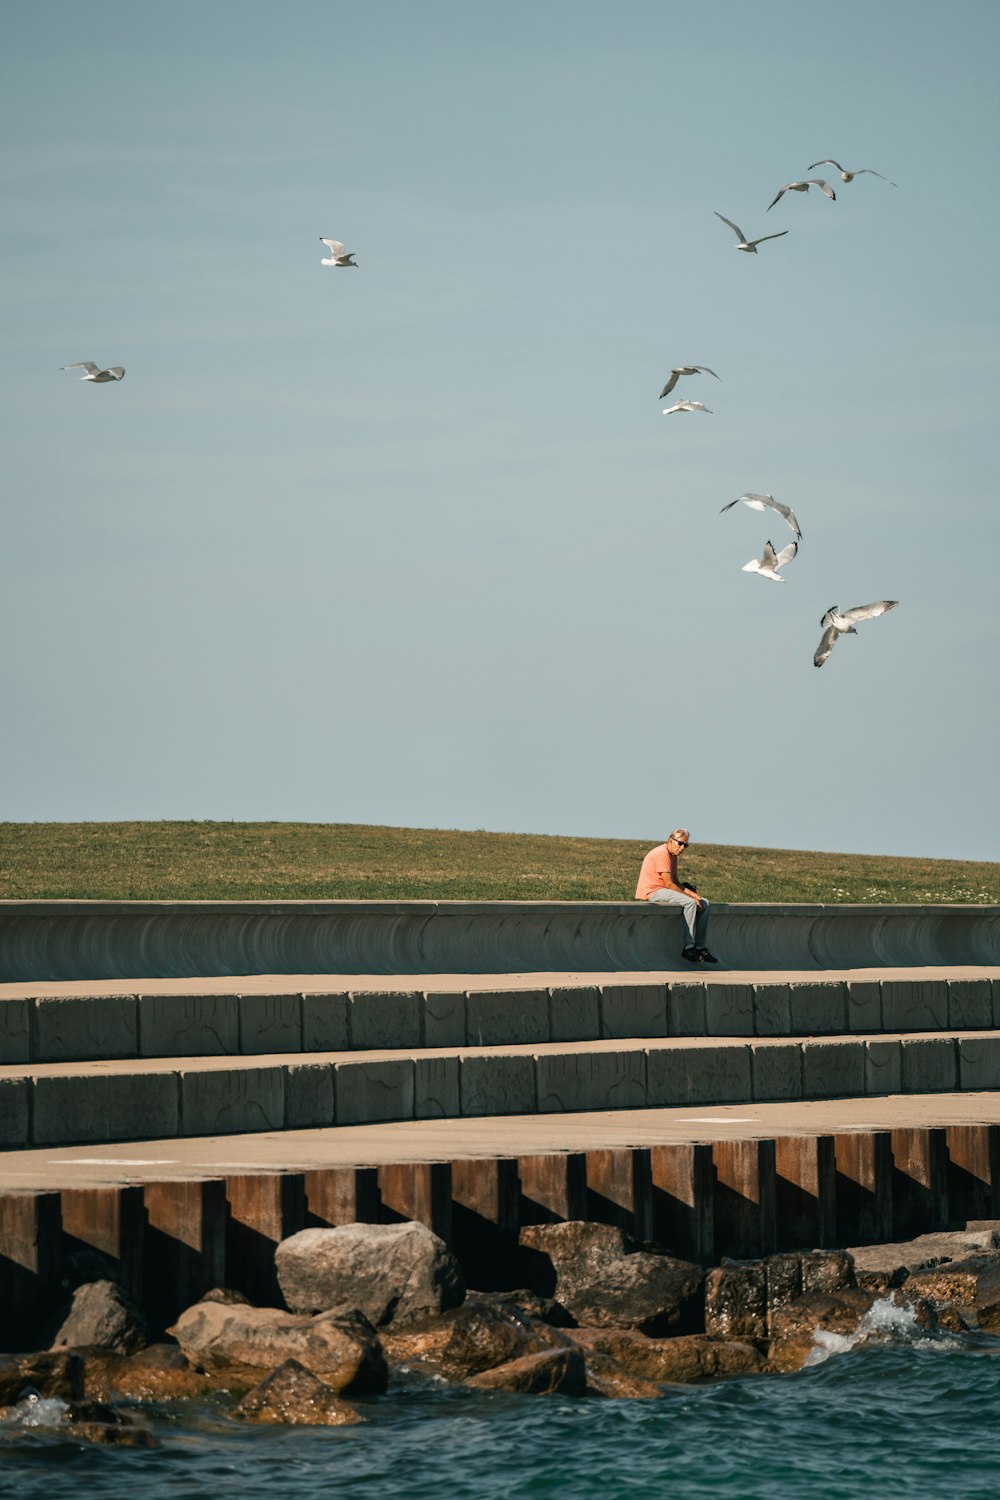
left=635, top=843, right=677, bottom=900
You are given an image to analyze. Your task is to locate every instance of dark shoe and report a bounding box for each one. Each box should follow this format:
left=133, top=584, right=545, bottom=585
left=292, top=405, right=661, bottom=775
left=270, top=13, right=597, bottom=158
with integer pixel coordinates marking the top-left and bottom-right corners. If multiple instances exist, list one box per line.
left=681, top=947, right=701, bottom=963
left=696, top=947, right=719, bottom=964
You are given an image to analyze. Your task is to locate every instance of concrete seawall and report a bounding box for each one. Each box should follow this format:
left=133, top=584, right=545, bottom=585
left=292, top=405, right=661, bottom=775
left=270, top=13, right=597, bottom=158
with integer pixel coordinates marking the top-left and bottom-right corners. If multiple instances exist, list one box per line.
left=1, top=900, right=999, bottom=982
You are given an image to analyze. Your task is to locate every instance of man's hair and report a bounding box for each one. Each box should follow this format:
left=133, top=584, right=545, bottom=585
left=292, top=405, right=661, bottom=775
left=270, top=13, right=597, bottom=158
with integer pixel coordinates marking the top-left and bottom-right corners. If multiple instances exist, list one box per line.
left=668, top=827, right=690, bottom=843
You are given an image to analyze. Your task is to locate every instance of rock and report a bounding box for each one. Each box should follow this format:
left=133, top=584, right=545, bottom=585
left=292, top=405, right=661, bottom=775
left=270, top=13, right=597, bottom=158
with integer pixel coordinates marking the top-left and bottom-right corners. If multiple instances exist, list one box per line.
left=380, top=1320, right=456, bottom=1371
left=235, top=1359, right=364, bottom=1426
left=705, top=1253, right=855, bottom=1341
left=767, top=1289, right=879, bottom=1372
left=49, top=1280, right=147, bottom=1356
left=569, top=1328, right=763, bottom=1383
left=801, top=1250, right=855, bottom=1295
left=0, top=1352, right=84, bottom=1404
left=170, top=1302, right=387, bottom=1394
left=64, top=1398, right=158, bottom=1448
left=466, top=1347, right=587, bottom=1396
left=439, top=1295, right=568, bottom=1379
left=582, top=1352, right=662, bottom=1399
left=276, top=1222, right=465, bottom=1329
left=483, top=1290, right=576, bottom=1327
left=200, top=1287, right=252, bottom=1306
left=848, top=1228, right=1000, bottom=1293
left=82, top=1344, right=223, bottom=1401
left=518, top=1223, right=703, bottom=1336
left=903, top=1257, right=1000, bottom=1329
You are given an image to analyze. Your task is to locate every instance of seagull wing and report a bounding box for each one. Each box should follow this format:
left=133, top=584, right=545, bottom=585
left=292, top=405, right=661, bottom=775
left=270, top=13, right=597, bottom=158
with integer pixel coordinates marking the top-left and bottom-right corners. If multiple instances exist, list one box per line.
left=739, top=493, right=772, bottom=512
left=658, top=371, right=679, bottom=399
left=774, top=540, right=798, bottom=568
left=763, top=496, right=802, bottom=537
left=108, top=367, right=125, bottom=380
left=841, top=600, right=899, bottom=624
left=814, top=626, right=839, bottom=668
left=809, top=179, right=837, bottom=200
left=808, top=159, right=844, bottom=172
left=766, top=186, right=789, bottom=211
left=747, top=230, right=788, bottom=248
left=61, top=361, right=99, bottom=373
left=855, top=169, right=897, bottom=185
left=761, top=541, right=779, bottom=568
left=694, top=366, right=721, bottom=380
left=320, top=238, right=345, bottom=256
left=719, top=497, right=742, bottom=513
left=714, top=212, right=746, bottom=242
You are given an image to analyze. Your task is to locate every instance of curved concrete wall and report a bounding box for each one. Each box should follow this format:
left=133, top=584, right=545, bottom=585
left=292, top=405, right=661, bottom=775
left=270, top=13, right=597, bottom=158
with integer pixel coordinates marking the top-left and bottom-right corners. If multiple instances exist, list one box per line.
left=1, top=901, right=999, bottom=982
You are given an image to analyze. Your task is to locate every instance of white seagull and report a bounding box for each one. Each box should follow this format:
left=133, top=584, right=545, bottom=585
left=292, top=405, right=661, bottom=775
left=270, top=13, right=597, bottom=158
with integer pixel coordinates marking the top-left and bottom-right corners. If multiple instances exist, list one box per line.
left=715, top=212, right=788, bottom=253
left=743, top=539, right=798, bottom=583
left=767, top=179, right=837, bottom=211
left=813, top=600, right=898, bottom=668
left=720, top=492, right=802, bottom=539
left=59, top=361, right=125, bottom=383
left=658, top=365, right=721, bottom=400
left=320, top=238, right=358, bottom=267
left=662, top=399, right=713, bottom=415
left=808, top=159, right=896, bottom=186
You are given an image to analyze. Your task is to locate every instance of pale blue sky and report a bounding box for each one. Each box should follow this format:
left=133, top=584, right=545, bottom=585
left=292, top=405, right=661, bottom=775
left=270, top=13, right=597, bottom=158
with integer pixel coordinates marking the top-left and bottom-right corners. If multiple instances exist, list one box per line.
left=2, top=0, right=998, bottom=859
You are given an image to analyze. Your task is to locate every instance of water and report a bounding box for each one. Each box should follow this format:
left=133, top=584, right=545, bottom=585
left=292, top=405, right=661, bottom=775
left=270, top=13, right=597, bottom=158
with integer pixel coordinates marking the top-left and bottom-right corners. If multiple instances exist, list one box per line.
left=3, top=1327, right=1000, bottom=1500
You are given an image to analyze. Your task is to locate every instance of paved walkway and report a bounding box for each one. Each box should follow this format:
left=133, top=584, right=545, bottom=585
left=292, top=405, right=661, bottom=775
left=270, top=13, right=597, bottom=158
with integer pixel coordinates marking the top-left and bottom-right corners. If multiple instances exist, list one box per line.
left=4, top=1090, right=1000, bottom=1190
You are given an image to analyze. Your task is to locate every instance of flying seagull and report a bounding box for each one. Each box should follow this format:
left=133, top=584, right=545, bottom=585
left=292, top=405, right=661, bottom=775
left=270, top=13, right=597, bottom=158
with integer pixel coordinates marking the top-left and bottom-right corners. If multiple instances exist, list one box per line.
left=720, top=492, right=802, bottom=539
left=767, top=179, right=837, bottom=211
left=658, top=365, right=721, bottom=400
left=320, top=238, right=358, bottom=267
left=743, top=539, right=798, bottom=583
left=808, top=159, right=896, bottom=186
left=662, top=399, right=713, bottom=415
left=813, top=600, right=898, bottom=668
left=59, top=361, right=125, bottom=383
left=714, top=212, right=788, bottom=253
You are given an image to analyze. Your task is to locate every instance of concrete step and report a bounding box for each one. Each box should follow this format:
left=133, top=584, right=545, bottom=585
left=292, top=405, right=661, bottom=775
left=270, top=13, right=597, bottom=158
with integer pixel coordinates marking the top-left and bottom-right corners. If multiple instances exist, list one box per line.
left=3, top=1029, right=1000, bottom=1150
left=2, top=975, right=997, bottom=1065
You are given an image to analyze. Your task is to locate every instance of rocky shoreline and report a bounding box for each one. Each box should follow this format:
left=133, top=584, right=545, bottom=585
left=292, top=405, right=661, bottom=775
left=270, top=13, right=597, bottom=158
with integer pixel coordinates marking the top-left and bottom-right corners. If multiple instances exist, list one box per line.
left=2, top=1219, right=999, bottom=1446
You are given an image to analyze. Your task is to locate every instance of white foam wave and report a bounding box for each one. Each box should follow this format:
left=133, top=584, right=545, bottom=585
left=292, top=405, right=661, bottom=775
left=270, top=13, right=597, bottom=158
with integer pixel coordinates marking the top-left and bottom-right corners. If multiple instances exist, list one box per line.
left=0, top=1390, right=70, bottom=1428
left=804, top=1297, right=959, bottom=1367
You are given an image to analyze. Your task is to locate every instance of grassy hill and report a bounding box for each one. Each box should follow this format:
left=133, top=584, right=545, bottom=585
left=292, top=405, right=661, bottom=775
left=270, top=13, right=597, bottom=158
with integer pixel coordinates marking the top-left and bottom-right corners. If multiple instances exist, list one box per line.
left=0, top=822, right=997, bottom=904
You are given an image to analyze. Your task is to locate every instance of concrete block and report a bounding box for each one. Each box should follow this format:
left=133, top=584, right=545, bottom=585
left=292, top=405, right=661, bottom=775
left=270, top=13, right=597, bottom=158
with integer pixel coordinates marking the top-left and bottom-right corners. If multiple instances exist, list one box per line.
left=334, top=1058, right=414, bottom=1124
left=549, top=986, right=600, bottom=1043
left=882, top=980, right=948, bottom=1032
left=0, top=1077, right=30, bottom=1148
left=349, top=991, right=422, bottom=1050
left=518, top=1152, right=587, bottom=1223
left=33, top=996, right=138, bottom=1062
left=466, top=989, right=549, bottom=1046
left=646, top=1042, right=752, bottom=1107
left=865, top=1040, right=901, bottom=1095
left=422, top=991, right=466, bottom=1048
left=304, top=1166, right=380, bottom=1227
left=713, top=1139, right=776, bottom=1259
left=958, top=1036, right=1000, bottom=1091
left=379, top=1162, right=452, bottom=1241
left=649, top=1142, right=714, bottom=1262
left=774, top=1135, right=836, bottom=1250
left=0, top=999, right=32, bottom=1064
left=834, top=1131, right=892, bottom=1244
left=284, top=1063, right=334, bottom=1128
left=460, top=1053, right=535, bottom=1116
left=239, top=993, right=301, bottom=1054
left=846, top=982, right=882, bottom=1033
left=900, top=1037, right=957, bottom=1093
left=753, top=984, right=791, bottom=1037
left=801, top=1041, right=865, bottom=1099
left=948, top=980, right=994, bottom=1030
left=415, top=1055, right=460, bottom=1118
left=703, top=983, right=753, bottom=1036
left=33, top=1072, right=179, bottom=1146
left=666, top=983, right=706, bottom=1037
left=536, top=1049, right=646, bottom=1113
left=139, top=993, right=238, bottom=1057
left=180, top=1066, right=284, bottom=1137
left=301, top=992, right=350, bottom=1051
left=585, top=1148, right=653, bottom=1242
left=751, top=1043, right=801, bottom=1101
left=789, top=983, right=846, bottom=1036
left=599, top=984, right=667, bottom=1040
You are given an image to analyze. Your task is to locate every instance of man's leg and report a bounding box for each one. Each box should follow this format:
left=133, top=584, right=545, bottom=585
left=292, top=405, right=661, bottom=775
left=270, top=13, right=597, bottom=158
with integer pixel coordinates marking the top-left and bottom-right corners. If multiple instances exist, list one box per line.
left=694, top=897, right=710, bottom=949
left=647, top=888, right=700, bottom=950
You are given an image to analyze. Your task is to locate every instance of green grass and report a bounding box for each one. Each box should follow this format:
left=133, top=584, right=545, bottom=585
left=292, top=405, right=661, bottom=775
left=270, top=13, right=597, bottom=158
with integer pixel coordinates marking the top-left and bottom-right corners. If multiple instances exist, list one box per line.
left=0, top=822, right=997, bottom=904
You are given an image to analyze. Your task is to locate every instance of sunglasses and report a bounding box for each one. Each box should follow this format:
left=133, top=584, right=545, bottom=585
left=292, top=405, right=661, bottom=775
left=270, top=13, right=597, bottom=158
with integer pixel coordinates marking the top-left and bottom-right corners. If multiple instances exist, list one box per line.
left=672, top=838, right=689, bottom=848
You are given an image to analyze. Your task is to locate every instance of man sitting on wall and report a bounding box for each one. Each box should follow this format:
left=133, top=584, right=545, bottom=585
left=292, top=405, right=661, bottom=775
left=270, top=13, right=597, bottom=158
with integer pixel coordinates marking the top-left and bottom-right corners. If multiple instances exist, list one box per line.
left=635, top=828, right=718, bottom=964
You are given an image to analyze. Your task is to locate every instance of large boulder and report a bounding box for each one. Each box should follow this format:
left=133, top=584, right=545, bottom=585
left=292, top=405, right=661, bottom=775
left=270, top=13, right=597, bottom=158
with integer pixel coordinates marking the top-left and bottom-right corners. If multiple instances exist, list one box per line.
left=849, top=1228, right=1000, bottom=1294
left=705, top=1252, right=854, bottom=1341
left=767, top=1288, right=879, bottom=1371
left=170, top=1302, right=387, bottom=1394
left=581, top=1352, right=663, bottom=1399
left=903, top=1256, right=1000, bottom=1330
left=466, top=1347, right=587, bottom=1396
left=518, top=1223, right=703, bottom=1336
left=276, top=1222, right=465, bottom=1329
left=439, top=1294, right=569, bottom=1379
left=570, top=1328, right=763, bottom=1383
left=0, top=1352, right=84, bottom=1404
left=235, top=1359, right=364, bottom=1426
left=81, top=1345, right=222, bottom=1402
left=49, top=1281, right=147, bottom=1356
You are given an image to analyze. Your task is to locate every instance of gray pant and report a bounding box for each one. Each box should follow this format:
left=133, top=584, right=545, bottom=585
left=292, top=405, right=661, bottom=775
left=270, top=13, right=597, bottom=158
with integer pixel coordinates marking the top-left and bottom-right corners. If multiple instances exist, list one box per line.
left=646, top=888, right=710, bottom=950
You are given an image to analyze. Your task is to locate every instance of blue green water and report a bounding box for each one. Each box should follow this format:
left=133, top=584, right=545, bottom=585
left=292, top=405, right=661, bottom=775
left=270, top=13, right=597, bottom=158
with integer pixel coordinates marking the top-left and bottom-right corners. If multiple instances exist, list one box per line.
left=4, top=1335, right=1000, bottom=1500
